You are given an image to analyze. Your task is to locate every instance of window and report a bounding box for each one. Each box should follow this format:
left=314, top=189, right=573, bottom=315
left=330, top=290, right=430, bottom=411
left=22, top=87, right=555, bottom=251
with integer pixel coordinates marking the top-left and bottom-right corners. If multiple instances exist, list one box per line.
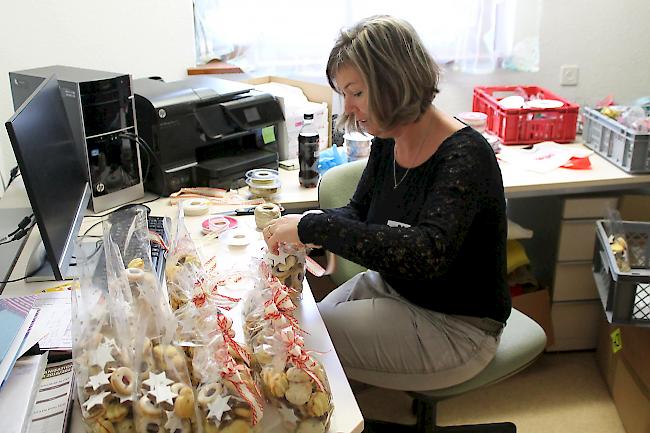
left=193, top=0, right=541, bottom=75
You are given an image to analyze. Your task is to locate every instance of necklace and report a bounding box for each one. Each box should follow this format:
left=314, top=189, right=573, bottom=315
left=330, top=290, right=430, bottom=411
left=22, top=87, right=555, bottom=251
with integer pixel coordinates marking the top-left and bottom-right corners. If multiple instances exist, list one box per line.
left=392, top=119, right=430, bottom=190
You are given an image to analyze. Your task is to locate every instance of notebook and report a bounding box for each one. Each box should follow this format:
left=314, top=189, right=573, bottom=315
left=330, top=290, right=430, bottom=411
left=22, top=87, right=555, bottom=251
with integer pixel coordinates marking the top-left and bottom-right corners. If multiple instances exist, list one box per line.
left=0, top=295, right=38, bottom=386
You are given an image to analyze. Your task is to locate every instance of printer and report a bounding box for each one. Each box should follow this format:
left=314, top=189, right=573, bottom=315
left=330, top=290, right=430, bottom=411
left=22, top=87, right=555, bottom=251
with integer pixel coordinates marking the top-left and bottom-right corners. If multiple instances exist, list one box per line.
left=133, top=76, right=284, bottom=195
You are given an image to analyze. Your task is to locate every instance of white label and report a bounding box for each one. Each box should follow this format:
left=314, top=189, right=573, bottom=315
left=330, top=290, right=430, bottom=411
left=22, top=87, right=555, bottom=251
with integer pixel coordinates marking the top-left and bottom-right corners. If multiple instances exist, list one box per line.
left=387, top=220, right=410, bottom=228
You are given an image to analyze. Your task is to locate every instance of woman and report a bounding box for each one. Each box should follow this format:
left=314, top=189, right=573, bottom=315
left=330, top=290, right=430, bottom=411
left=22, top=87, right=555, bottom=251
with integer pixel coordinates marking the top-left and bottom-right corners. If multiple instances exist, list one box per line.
left=263, top=15, right=510, bottom=392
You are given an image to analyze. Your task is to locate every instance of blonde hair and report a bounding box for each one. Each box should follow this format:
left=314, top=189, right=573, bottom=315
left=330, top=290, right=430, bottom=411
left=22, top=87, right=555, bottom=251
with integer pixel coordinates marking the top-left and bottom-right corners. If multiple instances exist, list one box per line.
left=327, top=15, right=440, bottom=132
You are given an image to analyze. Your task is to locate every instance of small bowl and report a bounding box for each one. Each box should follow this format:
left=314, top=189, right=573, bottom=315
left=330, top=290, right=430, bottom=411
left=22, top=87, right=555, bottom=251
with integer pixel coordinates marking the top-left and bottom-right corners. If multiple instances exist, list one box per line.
left=457, top=112, right=488, bottom=132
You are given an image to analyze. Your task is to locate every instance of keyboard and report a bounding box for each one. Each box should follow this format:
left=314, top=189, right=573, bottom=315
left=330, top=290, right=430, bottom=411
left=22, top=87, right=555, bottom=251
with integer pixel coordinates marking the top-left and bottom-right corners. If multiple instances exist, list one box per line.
left=97, top=213, right=170, bottom=284
left=147, top=215, right=170, bottom=281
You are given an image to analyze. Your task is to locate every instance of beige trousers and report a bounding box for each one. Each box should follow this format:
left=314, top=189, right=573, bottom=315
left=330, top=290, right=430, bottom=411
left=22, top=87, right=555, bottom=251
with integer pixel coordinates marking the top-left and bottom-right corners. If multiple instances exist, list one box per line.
left=317, top=270, right=502, bottom=391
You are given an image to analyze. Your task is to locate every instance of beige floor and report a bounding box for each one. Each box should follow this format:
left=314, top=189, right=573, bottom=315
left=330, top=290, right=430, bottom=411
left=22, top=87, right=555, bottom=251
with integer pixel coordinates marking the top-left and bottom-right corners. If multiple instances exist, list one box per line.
left=356, top=351, right=626, bottom=433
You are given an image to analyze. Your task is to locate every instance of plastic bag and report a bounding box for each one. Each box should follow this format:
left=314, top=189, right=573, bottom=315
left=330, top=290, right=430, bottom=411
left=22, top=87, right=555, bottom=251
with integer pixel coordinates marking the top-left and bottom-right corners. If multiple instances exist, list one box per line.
left=254, top=327, right=333, bottom=433
left=263, top=245, right=306, bottom=303
left=317, top=144, right=347, bottom=174
left=191, top=326, right=265, bottom=433
left=605, top=208, right=631, bottom=272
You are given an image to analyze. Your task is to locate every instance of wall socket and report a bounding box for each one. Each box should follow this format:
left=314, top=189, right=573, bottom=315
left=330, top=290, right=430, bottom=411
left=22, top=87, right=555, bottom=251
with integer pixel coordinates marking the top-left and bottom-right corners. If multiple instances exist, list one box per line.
left=560, top=65, right=579, bottom=86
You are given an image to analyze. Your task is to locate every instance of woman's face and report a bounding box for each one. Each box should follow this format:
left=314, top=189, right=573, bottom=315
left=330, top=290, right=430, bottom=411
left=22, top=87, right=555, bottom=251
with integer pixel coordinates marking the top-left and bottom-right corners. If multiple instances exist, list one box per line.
left=336, top=65, right=379, bottom=135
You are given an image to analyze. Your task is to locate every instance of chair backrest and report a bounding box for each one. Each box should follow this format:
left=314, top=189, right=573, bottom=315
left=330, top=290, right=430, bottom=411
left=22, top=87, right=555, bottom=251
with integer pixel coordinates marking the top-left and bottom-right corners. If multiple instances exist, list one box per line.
left=318, top=159, right=369, bottom=285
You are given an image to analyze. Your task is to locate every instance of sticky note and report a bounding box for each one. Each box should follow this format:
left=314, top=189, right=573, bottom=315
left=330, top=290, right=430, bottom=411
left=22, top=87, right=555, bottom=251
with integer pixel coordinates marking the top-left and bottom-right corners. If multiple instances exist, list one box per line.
left=262, top=126, right=275, bottom=144
left=610, top=328, right=623, bottom=354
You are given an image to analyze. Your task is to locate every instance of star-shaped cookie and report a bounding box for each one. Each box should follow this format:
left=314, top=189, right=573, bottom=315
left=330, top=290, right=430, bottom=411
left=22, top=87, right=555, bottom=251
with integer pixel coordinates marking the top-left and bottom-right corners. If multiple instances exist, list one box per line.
left=86, top=371, right=111, bottom=391
left=142, top=371, right=174, bottom=391
left=82, top=391, right=110, bottom=411
left=206, top=395, right=231, bottom=422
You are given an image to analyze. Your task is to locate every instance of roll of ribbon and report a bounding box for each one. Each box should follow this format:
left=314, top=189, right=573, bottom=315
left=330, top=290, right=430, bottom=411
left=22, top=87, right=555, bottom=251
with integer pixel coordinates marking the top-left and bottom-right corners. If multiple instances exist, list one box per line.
left=182, top=198, right=210, bottom=216
left=254, top=203, right=282, bottom=229
left=202, top=216, right=230, bottom=237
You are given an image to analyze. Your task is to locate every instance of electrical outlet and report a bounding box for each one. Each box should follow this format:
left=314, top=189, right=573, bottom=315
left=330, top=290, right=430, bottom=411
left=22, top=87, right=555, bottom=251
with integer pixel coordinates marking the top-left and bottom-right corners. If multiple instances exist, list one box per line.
left=560, top=65, right=579, bottom=86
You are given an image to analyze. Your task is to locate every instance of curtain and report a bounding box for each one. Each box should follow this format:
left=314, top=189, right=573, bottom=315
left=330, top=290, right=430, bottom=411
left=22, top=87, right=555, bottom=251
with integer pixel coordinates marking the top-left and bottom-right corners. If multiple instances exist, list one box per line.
left=193, top=0, right=541, bottom=75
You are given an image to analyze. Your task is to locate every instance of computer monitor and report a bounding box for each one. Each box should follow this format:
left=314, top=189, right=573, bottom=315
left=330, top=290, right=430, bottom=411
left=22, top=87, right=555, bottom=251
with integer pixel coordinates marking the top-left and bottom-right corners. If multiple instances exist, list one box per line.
left=5, top=74, right=91, bottom=282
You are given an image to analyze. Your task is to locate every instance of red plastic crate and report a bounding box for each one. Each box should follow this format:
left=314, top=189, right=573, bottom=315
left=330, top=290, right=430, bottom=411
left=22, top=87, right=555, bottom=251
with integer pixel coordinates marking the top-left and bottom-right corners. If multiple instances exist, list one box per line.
left=472, top=85, right=580, bottom=145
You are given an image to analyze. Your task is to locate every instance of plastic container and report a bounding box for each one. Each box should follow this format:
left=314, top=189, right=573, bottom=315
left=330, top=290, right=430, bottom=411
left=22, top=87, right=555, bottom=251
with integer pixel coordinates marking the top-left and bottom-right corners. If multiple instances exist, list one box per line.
left=343, top=131, right=372, bottom=161
left=472, top=85, right=579, bottom=145
left=582, top=107, right=650, bottom=173
left=593, top=219, right=650, bottom=325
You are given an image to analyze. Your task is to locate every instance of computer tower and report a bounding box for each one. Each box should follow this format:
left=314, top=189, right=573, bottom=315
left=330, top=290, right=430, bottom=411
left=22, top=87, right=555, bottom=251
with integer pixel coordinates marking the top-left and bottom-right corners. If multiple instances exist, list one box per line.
left=10, top=65, right=144, bottom=212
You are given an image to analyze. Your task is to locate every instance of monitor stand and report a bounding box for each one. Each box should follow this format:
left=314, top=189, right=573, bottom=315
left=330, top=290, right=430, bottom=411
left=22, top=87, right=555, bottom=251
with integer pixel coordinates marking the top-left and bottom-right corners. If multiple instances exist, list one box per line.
left=0, top=207, right=33, bottom=293
left=24, top=236, right=98, bottom=283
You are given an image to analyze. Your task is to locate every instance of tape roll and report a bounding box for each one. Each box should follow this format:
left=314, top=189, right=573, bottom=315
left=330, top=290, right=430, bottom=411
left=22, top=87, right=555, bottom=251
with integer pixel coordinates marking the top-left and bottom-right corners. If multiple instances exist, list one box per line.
left=182, top=198, right=210, bottom=216
left=222, top=230, right=254, bottom=247
left=246, top=168, right=280, bottom=182
left=202, top=216, right=230, bottom=236
left=254, top=203, right=282, bottom=229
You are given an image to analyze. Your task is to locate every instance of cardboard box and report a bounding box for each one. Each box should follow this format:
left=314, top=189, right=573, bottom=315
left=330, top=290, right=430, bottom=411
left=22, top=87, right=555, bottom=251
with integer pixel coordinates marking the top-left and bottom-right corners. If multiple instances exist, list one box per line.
left=241, top=76, right=334, bottom=160
left=612, top=357, right=650, bottom=433
left=596, top=312, right=618, bottom=390
left=618, top=325, right=650, bottom=392
left=511, top=288, right=555, bottom=347
left=596, top=313, right=650, bottom=433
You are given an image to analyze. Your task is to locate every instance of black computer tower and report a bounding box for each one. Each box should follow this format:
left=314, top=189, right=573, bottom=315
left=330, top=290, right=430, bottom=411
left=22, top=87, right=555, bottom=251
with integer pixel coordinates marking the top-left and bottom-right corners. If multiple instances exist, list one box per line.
left=10, top=65, right=145, bottom=212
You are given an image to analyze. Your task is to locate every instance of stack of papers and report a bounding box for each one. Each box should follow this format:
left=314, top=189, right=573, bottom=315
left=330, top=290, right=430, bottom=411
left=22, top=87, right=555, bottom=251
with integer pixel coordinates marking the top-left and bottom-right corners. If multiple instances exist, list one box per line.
left=28, top=359, right=75, bottom=433
left=497, top=142, right=593, bottom=173
left=0, top=295, right=38, bottom=387
left=29, top=292, right=72, bottom=351
left=0, top=353, right=48, bottom=433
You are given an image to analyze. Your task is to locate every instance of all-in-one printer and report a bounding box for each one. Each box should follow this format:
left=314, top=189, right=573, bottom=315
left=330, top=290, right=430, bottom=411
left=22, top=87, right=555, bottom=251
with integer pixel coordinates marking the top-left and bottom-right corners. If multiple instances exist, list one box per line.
left=133, top=76, right=284, bottom=195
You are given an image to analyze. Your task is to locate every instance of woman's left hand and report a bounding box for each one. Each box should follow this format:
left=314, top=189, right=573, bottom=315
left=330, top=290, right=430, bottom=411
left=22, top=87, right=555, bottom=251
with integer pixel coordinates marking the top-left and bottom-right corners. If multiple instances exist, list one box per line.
left=262, top=214, right=303, bottom=254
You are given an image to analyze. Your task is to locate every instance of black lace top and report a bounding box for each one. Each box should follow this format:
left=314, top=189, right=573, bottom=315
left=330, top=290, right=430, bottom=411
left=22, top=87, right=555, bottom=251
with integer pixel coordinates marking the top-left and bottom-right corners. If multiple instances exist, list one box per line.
left=298, top=126, right=510, bottom=323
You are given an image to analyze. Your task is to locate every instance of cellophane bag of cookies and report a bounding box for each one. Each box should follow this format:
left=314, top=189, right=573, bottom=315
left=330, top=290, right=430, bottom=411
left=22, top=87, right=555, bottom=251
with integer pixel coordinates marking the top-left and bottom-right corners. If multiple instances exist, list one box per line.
left=166, top=206, right=206, bottom=311
left=263, top=243, right=306, bottom=302
left=166, top=206, right=240, bottom=313
left=253, top=327, right=333, bottom=433
left=72, top=235, right=141, bottom=433
left=242, top=272, right=300, bottom=358
left=191, top=318, right=265, bottom=433
left=107, top=208, right=203, bottom=433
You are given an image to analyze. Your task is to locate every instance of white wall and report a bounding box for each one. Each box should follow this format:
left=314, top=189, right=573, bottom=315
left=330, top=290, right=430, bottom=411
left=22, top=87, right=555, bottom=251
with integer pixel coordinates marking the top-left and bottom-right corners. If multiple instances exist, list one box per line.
left=0, top=0, right=195, bottom=191
left=436, top=0, right=650, bottom=114
left=1, top=0, right=648, bottom=192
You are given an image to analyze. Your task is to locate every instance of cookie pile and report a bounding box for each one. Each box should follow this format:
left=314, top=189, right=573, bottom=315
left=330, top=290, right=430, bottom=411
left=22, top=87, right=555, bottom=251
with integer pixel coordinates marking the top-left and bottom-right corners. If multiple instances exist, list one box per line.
left=243, top=263, right=333, bottom=433
left=264, top=245, right=307, bottom=303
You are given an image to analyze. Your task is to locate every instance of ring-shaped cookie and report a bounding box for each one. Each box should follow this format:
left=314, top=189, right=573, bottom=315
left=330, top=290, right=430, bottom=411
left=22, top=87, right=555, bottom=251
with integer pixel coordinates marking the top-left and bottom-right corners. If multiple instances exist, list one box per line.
left=126, top=267, right=145, bottom=282
left=110, top=366, right=135, bottom=395
left=197, top=382, right=222, bottom=406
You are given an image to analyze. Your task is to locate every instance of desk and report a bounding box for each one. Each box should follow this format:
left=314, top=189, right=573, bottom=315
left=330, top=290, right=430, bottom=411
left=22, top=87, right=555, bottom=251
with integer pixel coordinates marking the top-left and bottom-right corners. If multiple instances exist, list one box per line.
left=2, top=143, right=650, bottom=430
left=0, top=181, right=362, bottom=433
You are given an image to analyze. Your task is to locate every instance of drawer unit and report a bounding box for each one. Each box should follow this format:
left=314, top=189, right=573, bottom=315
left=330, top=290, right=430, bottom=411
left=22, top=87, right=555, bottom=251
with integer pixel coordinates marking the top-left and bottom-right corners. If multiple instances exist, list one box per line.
left=556, top=219, right=599, bottom=261
left=563, top=197, right=619, bottom=219
left=553, top=261, right=599, bottom=302
left=546, top=300, right=602, bottom=351
left=549, top=195, right=618, bottom=351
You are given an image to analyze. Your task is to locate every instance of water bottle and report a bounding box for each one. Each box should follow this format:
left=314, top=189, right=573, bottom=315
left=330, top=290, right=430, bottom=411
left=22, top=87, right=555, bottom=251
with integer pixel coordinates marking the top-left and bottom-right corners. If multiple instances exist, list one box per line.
left=298, top=113, right=320, bottom=188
